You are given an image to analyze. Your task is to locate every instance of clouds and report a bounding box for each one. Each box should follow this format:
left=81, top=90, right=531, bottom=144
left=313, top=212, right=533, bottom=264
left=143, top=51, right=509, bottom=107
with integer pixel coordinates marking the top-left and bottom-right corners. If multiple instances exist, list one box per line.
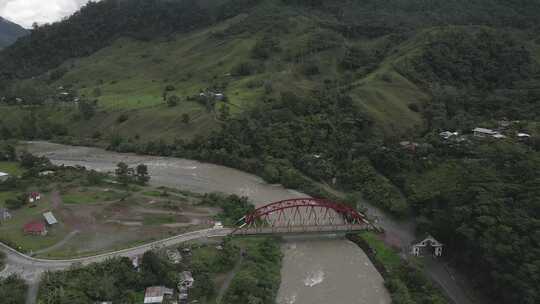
left=0, top=0, right=91, bottom=28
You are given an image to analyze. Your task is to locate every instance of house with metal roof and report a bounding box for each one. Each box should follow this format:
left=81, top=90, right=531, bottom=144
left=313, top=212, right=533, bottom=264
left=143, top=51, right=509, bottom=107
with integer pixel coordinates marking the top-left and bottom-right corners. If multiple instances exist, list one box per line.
left=43, top=211, right=58, bottom=225
left=0, top=172, right=8, bottom=182
left=144, top=286, right=174, bottom=304
left=178, top=271, right=194, bottom=289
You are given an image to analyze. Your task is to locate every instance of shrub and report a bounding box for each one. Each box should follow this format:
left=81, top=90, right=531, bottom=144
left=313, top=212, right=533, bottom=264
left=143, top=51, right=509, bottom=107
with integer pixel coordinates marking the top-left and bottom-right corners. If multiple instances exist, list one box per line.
left=167, top=95, right=180, bottom=107
left=116, top=113, right=129, bottom=123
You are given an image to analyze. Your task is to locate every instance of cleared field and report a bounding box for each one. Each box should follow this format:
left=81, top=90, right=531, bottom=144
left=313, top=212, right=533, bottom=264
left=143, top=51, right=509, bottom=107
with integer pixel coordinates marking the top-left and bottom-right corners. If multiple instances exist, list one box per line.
left=0, top=184, right=219, bottom=258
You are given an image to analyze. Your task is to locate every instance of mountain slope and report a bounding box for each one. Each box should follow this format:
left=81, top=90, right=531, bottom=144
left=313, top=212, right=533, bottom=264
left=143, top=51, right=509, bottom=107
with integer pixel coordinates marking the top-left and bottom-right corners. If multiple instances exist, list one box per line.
left=0, top=17, right=28, bottom=48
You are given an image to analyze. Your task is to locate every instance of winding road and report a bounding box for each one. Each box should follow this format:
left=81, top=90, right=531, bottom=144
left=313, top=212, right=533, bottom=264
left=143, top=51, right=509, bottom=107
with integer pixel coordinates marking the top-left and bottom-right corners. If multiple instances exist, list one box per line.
left=0, top=228, right=232, bottom=283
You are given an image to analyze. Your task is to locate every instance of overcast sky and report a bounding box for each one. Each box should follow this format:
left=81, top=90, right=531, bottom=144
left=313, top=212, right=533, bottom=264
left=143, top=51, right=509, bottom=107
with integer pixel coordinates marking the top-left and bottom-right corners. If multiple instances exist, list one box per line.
left=0, top=0, right=92, bottom=28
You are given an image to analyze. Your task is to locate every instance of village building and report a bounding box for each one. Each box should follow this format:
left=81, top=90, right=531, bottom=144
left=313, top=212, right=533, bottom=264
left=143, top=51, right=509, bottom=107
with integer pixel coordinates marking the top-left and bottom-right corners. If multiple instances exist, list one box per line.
left=0, top=208, right=12, bottom=221
left=439, top=131, right=458, bottom=140
left=178, top=291, right=188, bottom=304
left=131, top=255, right=142, bottom=270
left=23, top=221, right=47, bottom=236
left=411, top=235, right=443, bottom=257
left=43, top=212, right=58, bottom=225
left=214, top=93, right=225, bottom=101
left=473, top=127, right=497, bottom=137
left=144, top=286, right=174, bottom=304
left=39, top=170, right=55, bottom=177
left=0, top=172, right=9, bottom=182
left=28, top=192, right=41, bottom=203
left=472, top=127, right=506, bottom=139
left=178, top=271, right=195, bottom=289
left=517, top=132, right=531, bottom=140
left=181, top=247, right=192, bottom=256
left=213, top=221, right=224, bottom=229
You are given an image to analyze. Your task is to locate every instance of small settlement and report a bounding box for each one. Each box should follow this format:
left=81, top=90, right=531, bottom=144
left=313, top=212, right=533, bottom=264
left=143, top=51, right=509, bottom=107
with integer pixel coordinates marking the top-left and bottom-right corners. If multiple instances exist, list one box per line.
left=143, top=270, right=195, bottom=304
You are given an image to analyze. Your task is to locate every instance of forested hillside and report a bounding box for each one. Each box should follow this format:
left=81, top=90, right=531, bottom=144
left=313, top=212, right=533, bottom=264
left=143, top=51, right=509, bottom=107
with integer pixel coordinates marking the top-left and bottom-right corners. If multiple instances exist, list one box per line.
left=0, top=1, right=539, bottom=303
left=0, top=17, right=28, bottom=48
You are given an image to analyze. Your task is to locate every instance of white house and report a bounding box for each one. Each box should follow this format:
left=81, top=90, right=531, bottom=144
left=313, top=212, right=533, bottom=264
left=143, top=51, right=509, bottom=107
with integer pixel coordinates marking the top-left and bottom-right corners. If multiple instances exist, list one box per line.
left=517, top=132, right=531, bottom=139
left=473, top=127, right=498, bottom=138
left=213, top=221, right=224, bottom=229
left=144, top=286, right=174, bottom=304
left=411, top=235, right=443, bottom=257
left=439, top=131, right=458, bottom=140
left=0, top=172, right=9, bottom=182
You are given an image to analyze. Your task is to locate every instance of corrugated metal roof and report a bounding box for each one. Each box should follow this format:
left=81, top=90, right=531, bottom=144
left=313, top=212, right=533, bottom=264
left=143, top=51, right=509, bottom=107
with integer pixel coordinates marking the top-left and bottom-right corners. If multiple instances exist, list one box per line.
left=144, top=286, right=173, bottom=304
left=43, top=212, right=58, bottom=225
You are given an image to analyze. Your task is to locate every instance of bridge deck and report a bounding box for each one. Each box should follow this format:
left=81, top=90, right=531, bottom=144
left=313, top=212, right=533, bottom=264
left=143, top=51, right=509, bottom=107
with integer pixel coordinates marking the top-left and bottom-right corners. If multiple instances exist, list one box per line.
left=232, top=224, right=368, bottom=235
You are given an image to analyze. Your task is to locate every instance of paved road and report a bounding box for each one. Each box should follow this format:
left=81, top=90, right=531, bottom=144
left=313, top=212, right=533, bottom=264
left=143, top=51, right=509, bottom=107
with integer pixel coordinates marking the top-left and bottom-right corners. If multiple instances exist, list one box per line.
left=0, top=228, right=232, bottom=283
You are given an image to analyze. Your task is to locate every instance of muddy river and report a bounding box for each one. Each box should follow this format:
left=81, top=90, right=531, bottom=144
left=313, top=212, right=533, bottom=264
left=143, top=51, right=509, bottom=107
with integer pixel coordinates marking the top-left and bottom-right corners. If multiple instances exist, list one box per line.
left=26, top=141, right=392, bottom=304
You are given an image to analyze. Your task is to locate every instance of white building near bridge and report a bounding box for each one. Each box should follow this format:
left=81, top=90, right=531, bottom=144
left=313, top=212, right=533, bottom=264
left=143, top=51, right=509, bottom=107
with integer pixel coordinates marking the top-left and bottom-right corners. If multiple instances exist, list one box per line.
left=411, top=235, right=443, bottom=257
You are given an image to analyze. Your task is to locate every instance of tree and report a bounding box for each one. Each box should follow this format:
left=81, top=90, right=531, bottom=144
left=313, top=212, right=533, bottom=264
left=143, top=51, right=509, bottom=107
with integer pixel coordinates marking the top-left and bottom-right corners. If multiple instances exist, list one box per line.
left=167, top=95, right=180, bottom=107
left=219, top=104, right=230, bottom=121
left=181, top=113, right=190, bottom=124
left=115, top=162, right=132, bottom=185
left=78, top=99, right=97, bottom=120
left=135, top=164, right=150, bottom=185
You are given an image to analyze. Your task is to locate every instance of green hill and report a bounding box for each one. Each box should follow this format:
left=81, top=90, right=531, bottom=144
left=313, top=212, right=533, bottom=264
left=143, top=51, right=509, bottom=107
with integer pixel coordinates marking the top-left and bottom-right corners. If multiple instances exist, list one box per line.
left=1, top=1, right=539, bottom=141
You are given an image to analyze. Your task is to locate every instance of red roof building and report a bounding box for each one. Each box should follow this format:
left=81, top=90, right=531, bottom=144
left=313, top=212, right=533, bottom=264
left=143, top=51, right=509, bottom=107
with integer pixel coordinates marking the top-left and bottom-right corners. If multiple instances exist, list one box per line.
left=28, top=192, right=42, bottom=203
left=23, top=221, right=47, bottom=236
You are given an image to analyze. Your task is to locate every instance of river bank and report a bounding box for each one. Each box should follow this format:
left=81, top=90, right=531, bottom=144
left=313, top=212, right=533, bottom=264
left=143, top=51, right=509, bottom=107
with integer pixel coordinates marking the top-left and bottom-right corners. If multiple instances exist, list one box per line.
left=23, top=141, right=392, bottom=304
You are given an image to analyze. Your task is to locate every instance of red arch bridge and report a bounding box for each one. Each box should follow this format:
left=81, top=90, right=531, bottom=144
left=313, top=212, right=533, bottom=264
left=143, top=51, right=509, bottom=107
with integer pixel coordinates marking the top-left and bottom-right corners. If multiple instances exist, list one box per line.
left=231, top=198, right=372, bottom=235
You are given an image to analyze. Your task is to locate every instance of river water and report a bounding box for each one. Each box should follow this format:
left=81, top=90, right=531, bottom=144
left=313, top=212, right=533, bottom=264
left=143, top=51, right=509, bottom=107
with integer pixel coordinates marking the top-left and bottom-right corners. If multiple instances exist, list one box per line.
left=26, top=141, right=391, bottom=304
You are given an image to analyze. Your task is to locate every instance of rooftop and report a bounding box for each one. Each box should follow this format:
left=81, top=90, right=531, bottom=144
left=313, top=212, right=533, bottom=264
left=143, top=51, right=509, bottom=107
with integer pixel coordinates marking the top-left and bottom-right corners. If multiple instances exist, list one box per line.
left=43, top=212, right=58, bottom=225
left=473, top=127, right=497, bottom=134
left=24, top=221, right=46, bottom=233
left=144, top=286, right=173, bottom=304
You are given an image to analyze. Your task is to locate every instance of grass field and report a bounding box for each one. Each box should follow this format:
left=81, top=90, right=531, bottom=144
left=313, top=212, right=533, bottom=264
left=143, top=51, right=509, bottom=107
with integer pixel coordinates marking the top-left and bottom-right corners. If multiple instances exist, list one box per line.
left=0, top=181, right=218, bottom=257
left=359, top=231, right=402, bottom=272
left=0, top=161, right=24, bottom=176
left=61, top=189, right=126, bottom=205
left=0, top=193, right=70, bottom=253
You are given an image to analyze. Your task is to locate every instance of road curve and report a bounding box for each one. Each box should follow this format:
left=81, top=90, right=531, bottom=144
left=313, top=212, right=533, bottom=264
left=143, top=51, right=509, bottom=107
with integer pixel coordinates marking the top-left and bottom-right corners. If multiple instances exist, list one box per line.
left=0, top=228, right=232, bottom=282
